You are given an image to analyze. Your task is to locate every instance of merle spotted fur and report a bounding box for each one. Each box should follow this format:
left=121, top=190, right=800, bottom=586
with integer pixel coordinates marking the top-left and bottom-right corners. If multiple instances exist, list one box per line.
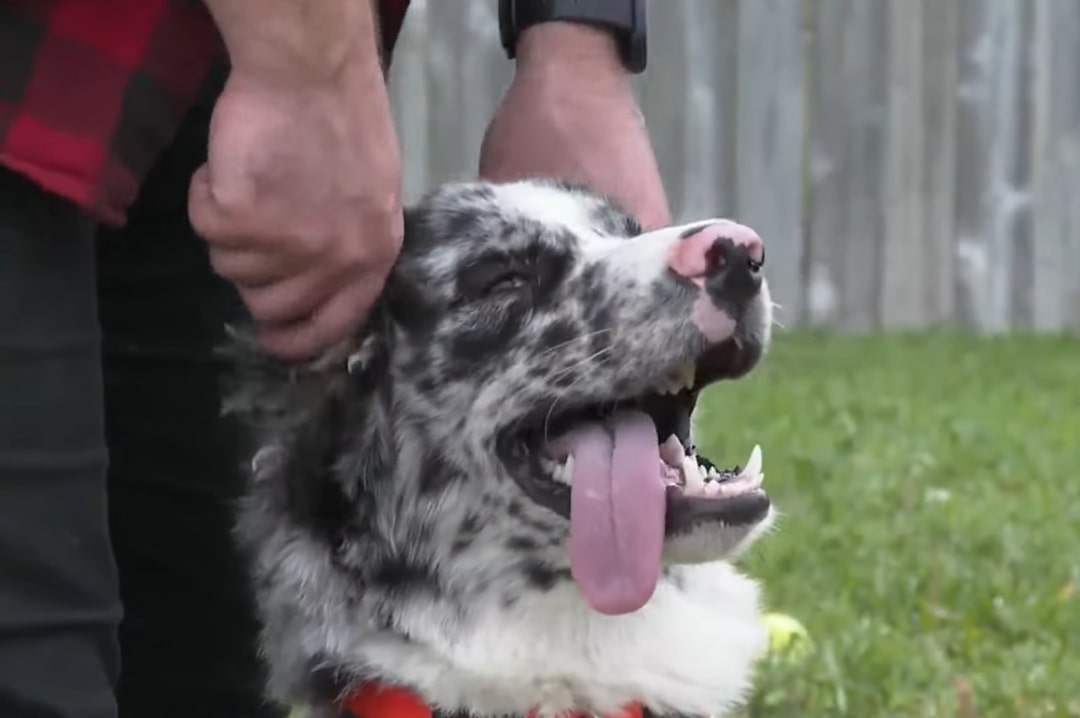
left=223, top=179, right=777, bottom=718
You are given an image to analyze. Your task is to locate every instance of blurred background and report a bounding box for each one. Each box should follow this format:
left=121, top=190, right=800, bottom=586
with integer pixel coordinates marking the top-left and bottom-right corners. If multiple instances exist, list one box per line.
left=386, top=2, right=1079, bottom=717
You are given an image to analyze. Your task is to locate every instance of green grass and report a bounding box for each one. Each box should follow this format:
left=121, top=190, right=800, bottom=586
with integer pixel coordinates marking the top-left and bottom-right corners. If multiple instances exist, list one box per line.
left=692, top=330, right=1080, bottom=718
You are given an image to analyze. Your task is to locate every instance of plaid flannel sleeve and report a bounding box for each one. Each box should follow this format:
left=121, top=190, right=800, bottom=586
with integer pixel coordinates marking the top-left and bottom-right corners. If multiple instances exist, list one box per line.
left=0, top=0, right=219, bottom=225
left=0, top=0, right=411, bottom=227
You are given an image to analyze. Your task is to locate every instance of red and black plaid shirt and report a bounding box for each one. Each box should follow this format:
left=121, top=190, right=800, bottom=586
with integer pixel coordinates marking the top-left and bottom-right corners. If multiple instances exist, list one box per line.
left=0, top=0, right=410, bottom=226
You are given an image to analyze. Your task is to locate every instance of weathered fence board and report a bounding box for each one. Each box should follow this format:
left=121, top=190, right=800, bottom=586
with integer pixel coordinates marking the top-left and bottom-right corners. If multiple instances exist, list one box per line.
left=1031, top=0, right=1080, bottom=331
left=387, top=0, right=1080, bottom=333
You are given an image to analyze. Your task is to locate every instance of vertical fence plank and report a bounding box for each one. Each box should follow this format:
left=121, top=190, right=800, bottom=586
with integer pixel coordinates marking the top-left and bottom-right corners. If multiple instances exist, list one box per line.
left=804, top=0, right=888, bottom=330
left=953, top=0, right=1029, bottom=332
left=677, top=0, right=739, bottom=222
left=919, top=0, right=961, bottom=326
left=1031, top=0, right=1080, bottom=331
left=879, top=0, right=928, bottom=327
left=460, top=0, right=513, bottom=173
left=804, top=0, right=846, bottom=327
left=637, top=2, right=693, bottom=216
left=638, top=0, right=740, bottom=224
left=734, top=0, right=806, bottom=325
left=388, top=0, right=430, bottom=205
left=423, top=2, right=470, bottom=185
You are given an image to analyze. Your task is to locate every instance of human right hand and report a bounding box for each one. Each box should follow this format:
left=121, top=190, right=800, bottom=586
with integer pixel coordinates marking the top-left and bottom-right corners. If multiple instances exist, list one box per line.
left=189, top=1, right=403, bottom=362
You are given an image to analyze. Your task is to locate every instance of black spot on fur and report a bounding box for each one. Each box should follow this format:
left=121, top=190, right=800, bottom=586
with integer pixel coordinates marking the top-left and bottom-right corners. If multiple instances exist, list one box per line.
left=585, top=302, right=615, bottom=337
left=384, top=272, right=441, bottom=336
left=458, top=513, right=482, bottom=540
left=445, top=207, right=481, bottom=239
left=416, top=375, right=438, bottom=396
left=371, top=556, right=444, bottom=598
left=539, top=320, right=577, bottom=352
left=521, top=514, right=559, bottom=536
left=419, top=450, right=463, bottom=495
left=530, top=240, right=572, bottom=307
left=520, top=559, right=568, bottom=591
left=506, top=535, right=539, bottom=551
left=447, top=183, right=496, bottom=208
left=275, top=397, right=354, bottom=547
left=448, top=304, right=529, bottom=364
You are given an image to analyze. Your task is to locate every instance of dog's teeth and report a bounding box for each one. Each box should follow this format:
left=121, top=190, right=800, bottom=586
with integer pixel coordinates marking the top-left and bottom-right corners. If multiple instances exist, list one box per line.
left=660, top=435, right=684, bottom=467
left=696, top=456, right=718, bottom=482
left=654, top=364, right=696, bottom=395
left=551, top=456, right=574, bottom=485
left=681, top=453, right=706, bottom=494
left=739, top=444, right=762, bottom=480
left=678, top=364, right=696, bottom=391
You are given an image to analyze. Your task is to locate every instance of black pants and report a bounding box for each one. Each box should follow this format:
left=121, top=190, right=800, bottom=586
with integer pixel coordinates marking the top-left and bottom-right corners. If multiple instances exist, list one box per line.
left=0, top=70, right=278, bottom=718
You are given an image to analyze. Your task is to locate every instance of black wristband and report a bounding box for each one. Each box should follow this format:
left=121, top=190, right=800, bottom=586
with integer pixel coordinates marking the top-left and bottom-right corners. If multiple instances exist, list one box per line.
left=498, top=0, right=647, bottom=74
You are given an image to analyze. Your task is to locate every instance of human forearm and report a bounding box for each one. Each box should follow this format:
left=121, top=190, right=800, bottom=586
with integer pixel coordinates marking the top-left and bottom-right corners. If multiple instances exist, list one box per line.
left=202, top=0, right=383, bottom=86
left=481, top=13, right=668, bottom=228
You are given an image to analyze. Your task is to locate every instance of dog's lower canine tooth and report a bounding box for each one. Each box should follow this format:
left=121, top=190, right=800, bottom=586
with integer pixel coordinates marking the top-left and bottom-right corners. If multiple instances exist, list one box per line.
left=739, top=444, right=763, bottom=480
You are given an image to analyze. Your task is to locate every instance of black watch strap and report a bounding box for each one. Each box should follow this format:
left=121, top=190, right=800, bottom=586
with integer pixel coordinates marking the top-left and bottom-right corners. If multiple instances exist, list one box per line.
left=498, top=0, right=648, bottom=74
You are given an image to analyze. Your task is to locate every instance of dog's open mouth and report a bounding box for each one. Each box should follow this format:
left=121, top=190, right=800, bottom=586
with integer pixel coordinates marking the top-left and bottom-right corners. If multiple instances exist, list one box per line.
left=511, top=340, right=770, bottom=616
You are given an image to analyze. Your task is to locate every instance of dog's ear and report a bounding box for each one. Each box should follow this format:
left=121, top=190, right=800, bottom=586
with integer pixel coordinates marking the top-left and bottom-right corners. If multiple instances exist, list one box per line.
left=217, top=305, right=390, bottom=444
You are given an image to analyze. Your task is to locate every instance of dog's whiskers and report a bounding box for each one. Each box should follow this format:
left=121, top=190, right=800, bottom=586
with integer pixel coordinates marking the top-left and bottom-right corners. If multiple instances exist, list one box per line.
left=533, top=328, right=614, bottom=362
left=538, top=346, right=618, bottom=443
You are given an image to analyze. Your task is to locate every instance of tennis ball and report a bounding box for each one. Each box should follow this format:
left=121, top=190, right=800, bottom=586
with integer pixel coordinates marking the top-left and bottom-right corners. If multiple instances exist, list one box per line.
left=761, top=612, right=811, bottom=659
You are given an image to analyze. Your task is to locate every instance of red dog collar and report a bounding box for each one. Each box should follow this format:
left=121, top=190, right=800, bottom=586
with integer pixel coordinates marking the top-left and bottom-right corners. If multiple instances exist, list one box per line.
left=342, top=682, right=644, bottom=718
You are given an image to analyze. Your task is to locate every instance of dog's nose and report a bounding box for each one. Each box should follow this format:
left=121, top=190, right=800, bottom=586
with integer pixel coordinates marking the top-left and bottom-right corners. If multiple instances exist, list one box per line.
left=668, top=221, right=764, bottom=308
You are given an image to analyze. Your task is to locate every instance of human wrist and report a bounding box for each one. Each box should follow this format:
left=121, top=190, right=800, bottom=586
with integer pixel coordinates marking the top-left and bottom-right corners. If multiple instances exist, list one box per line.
left=513, top=22, right=629, bottom=88
left=204, top=0, right=384, bottom=88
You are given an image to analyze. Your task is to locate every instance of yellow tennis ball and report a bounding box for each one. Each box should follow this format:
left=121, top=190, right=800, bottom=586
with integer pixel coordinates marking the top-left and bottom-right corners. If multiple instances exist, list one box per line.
left=761, top=612, right=811, bottom=659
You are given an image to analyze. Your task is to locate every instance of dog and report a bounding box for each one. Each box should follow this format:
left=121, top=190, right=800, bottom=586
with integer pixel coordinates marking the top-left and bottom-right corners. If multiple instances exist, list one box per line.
left=222, top=178, right=777, bottom=718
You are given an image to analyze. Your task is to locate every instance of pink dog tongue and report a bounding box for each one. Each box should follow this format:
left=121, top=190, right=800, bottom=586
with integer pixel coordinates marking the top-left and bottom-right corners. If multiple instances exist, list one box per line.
left=560, top=410, right=666, bottom=615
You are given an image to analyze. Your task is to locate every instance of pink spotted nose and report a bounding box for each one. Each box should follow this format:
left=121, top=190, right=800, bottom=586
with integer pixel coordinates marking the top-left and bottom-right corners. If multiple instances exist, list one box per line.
left=668, top=220, right=765, bottom=308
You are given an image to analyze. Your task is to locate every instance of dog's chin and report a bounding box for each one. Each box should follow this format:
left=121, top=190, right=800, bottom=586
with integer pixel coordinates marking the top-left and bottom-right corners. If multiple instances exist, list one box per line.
left=662, top=501, right=776, bottom=565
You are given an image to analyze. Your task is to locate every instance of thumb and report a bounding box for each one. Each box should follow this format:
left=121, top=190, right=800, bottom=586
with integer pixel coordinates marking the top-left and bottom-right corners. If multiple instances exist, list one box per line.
left=187, top=164, right=228, bottom=240
left=188, top=163, right=258, bottom=247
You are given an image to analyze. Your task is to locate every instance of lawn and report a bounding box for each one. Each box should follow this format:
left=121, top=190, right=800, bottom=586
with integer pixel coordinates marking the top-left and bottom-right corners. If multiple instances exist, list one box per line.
left=692, top=330, right=1080, bottom=718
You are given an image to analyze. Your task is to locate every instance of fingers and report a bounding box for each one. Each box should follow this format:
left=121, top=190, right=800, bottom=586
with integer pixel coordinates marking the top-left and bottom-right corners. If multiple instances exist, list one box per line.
left=189, top=166, right=289, bottom=254
left=189, top=166, right=247, bottom=248
left=236, top=268, right=338, bottom=325
left=208, top=246, right=296, bottom=286
left=255, top=277, right=385, bottom=362
left=189, top=162, right=403, bottom=363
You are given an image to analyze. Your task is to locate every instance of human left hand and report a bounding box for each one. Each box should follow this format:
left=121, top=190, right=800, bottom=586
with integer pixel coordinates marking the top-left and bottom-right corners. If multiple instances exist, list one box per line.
left=478, top=22, right=670, bottom=229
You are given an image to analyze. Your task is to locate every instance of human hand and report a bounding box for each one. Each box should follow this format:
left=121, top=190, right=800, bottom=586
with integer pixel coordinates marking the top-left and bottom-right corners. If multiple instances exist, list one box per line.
left=479, top=23, right=670, bottom=229
left=188, top=55, right=403, bottom=362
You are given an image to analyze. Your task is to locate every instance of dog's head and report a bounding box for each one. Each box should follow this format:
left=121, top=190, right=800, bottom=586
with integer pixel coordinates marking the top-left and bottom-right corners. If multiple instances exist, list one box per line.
left=227, top=178, right=775, bottom=707
left=369, top=179, right=773, bottom=608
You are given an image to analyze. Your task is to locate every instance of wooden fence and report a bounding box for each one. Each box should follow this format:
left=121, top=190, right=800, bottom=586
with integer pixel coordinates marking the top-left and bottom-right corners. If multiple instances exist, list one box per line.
left=386, top=0, right=1080, bottom=332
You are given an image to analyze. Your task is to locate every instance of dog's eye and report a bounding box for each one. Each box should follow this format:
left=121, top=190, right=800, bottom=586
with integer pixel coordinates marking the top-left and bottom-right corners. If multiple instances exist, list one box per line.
left=483, top=272, right=530, bottom=295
